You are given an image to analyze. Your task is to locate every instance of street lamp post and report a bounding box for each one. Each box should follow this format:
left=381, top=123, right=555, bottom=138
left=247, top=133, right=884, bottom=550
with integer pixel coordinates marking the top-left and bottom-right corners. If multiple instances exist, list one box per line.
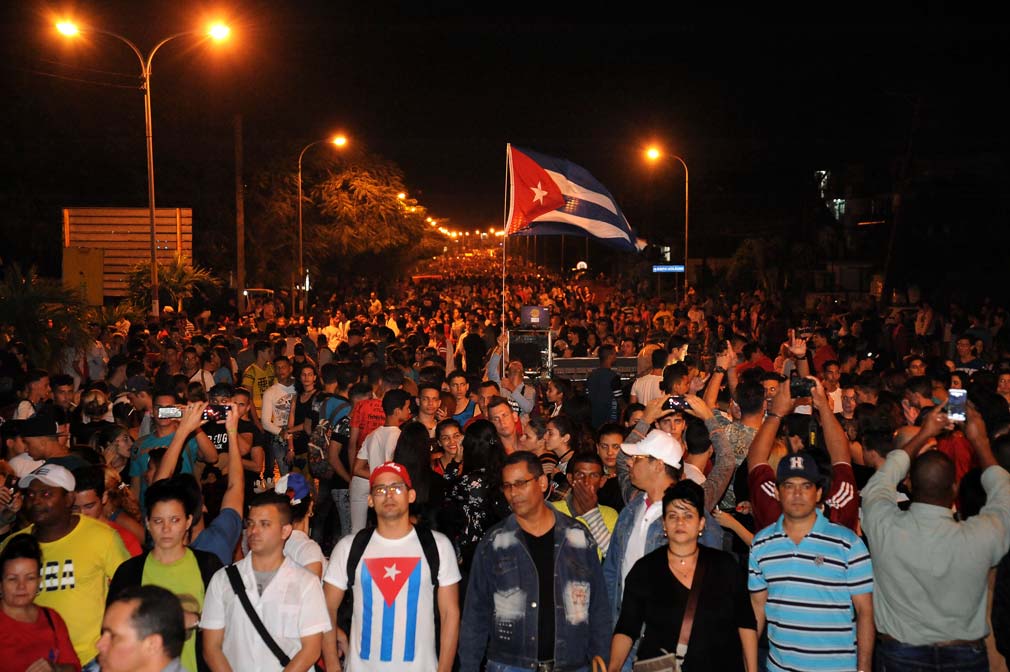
left=56, top=21, right=230, bottom=316
left=645, top=147, right=689, bottom=293
left=295, top=135, right=347, bottom=316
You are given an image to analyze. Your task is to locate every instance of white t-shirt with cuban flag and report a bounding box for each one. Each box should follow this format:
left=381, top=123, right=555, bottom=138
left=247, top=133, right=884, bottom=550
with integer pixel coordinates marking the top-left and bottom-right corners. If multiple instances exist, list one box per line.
left=324, top=527, right=460, bottom=670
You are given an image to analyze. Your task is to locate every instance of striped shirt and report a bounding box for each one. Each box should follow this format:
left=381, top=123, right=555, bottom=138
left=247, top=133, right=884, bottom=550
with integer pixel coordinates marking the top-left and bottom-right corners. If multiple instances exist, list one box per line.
left=749, top=510, right=873, bottom=672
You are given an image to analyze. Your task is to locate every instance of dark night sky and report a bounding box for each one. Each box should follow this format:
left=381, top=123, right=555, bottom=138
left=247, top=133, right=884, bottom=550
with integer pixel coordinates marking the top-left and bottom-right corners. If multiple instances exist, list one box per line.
left=2, top=4, right=1009, bottom=268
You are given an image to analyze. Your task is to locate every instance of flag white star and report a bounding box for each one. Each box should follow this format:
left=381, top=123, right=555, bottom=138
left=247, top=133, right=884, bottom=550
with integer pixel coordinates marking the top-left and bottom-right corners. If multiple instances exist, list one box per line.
left=530, top=181, right=548, bottom=205
left=383, top=563, right=401, bottom=581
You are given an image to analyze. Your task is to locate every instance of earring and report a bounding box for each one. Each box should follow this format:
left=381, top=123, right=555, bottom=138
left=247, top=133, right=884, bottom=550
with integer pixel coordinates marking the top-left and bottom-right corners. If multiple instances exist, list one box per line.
left=698, top=531, right=703, bottom=537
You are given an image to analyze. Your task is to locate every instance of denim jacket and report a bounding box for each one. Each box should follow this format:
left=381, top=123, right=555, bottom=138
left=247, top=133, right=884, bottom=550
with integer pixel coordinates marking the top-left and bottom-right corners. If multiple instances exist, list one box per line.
left=459, top=509, right=612, bottom=671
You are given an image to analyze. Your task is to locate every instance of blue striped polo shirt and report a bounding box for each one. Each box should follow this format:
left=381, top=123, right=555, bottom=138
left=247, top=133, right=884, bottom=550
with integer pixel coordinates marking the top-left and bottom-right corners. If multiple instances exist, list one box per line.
left=749, top=510, right=873, bottom=672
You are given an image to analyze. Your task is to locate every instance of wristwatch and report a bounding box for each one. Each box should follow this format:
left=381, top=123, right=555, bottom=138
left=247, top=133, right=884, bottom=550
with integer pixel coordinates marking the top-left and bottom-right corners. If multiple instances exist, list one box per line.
left=713, top=366, right=727, bottom=374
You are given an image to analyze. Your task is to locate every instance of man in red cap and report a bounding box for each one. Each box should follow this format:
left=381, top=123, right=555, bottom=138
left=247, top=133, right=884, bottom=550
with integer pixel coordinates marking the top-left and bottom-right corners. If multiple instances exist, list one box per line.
left=322, top=462, right=461, bottom=671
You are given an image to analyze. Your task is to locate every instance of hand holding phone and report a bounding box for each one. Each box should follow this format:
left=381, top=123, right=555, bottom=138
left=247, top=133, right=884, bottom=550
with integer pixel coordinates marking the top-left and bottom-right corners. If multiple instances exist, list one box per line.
left=946, top=388, right=967, bottom=423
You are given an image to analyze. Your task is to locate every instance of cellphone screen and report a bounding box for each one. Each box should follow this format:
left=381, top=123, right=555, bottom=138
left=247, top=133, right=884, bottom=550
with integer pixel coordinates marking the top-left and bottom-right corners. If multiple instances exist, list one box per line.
left=946, top=389, right=967, bottom=422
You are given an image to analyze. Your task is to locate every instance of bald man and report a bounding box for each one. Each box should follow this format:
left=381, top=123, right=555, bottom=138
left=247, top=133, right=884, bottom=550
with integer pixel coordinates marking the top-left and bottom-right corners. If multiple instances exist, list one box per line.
left=861, top=406, right=1010, bottom=670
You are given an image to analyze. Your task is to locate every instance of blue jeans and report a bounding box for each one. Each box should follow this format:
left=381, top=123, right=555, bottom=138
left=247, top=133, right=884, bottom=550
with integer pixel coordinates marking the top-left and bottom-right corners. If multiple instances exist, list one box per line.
left=486, top=663, right=589, bottom=672
left=82, top=658, right=100, bottom=672
left=331, top=488, right=351, bottom=538
left=875, top=637, right=988, bottom=672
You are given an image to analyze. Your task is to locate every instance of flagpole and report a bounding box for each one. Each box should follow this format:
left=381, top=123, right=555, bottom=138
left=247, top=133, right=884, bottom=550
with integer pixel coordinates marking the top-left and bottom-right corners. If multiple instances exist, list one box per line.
left=502, top=145, right=510, bottom=382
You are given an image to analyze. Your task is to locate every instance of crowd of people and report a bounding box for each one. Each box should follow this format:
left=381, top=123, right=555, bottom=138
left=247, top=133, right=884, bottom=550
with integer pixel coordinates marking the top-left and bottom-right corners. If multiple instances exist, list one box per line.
left=1, top=252, right=1010, bottom=672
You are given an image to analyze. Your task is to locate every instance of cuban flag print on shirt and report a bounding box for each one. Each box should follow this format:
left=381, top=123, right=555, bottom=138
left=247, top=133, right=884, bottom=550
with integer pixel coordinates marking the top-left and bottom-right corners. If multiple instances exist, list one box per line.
left=359, top=556, right=423, bottom=662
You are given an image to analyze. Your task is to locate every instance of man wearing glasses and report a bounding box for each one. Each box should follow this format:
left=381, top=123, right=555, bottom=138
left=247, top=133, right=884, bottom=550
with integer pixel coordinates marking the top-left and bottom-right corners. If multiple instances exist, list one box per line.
left=551, top=453, right=618, bottom=559
left=322, top=462, right=461, bottom=672
left=460, top=451, right=612, bottom=672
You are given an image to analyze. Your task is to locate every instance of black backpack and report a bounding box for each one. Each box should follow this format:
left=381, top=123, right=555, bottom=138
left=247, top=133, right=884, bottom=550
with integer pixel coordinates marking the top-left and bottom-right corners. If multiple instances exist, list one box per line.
left=337, top=525, right=442, bottom=647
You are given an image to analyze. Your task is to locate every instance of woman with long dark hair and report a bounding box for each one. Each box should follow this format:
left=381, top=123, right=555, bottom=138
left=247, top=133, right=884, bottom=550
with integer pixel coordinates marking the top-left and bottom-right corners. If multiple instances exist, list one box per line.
left=393, top=421, right=443, bottom=529
left=445, top=420, right=509, bottom=572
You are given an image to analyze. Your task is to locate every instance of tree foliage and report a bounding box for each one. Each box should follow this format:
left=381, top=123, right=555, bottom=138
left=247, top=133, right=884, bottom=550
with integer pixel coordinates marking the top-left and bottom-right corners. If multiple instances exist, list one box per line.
left=245, top=150, right=438, bottom=291
left=126, top=257, right=222, bottom=312
left=0, top=263, right=91, bottom=370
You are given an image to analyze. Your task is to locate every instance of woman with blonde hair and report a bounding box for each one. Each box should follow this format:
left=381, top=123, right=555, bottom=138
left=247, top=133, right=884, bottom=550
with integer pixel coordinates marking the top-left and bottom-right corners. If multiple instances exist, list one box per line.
left=102, top=465, right=145, bottom=542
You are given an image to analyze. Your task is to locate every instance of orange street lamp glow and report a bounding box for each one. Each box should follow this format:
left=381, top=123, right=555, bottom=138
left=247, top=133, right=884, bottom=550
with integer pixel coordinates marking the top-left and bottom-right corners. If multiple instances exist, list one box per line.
left=645, top=147, right=662, bottom=162
left=56, top=21, right=80, bottom=36
left=208, top=23, right=231, bottom=41
left=332, top=135, right=347, bottom=147
left=397, top=192, right=406, bottom=200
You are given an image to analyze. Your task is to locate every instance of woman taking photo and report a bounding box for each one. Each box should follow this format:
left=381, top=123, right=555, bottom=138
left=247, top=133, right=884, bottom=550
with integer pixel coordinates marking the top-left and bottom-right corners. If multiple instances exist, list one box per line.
left=0, top=534, right=80, bottom=671
left=609, top=480, right=757, bottom=672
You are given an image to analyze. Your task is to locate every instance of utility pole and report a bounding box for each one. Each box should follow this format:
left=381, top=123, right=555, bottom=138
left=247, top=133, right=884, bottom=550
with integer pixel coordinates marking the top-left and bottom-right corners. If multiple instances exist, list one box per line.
left=234, top=114, right=246, bottom=315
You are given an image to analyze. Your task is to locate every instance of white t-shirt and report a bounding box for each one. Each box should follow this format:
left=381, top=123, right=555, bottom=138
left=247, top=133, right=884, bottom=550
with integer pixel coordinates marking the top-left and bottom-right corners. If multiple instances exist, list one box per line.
left=358, top=426, right=402, bottom=471
left=631, top=374, right=663, bottom=405
left=623, top=497, right=663, bottom=582
left=325, top=527, right=461, bottom=671
left=285, top=529, right=327, bottom=574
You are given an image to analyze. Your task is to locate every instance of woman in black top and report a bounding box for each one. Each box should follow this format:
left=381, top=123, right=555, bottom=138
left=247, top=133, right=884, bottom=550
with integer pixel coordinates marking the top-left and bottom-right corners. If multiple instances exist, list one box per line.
left=610, top=480, right=758, bottom=672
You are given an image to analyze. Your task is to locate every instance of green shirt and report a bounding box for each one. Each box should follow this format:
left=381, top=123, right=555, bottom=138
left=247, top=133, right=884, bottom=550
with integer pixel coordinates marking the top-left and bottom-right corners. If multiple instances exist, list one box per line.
left=861, top=450, right=1010, bottom=644
left=142, top=549, right=205, bottom=672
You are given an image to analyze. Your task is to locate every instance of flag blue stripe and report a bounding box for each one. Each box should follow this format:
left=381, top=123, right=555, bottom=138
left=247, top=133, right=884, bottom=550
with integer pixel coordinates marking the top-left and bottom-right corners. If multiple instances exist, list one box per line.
left=360, top=563, right=373, bottom=660
left=404, top=562, right=421, bottom=661
left=380, top=591, right=395, bottom=661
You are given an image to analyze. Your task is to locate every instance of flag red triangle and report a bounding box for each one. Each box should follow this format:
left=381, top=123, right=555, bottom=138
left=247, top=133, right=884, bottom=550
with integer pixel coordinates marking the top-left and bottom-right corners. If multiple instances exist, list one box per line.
left=508, top=147, right=566, bottom=233
left=364, top=557, right=421, bottom=607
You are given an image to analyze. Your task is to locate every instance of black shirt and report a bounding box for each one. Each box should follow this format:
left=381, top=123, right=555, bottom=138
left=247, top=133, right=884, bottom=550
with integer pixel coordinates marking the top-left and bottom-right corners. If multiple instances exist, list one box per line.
left=615, top=545, right=756, bottom=671
left=522, top=526, right=556, bottom=661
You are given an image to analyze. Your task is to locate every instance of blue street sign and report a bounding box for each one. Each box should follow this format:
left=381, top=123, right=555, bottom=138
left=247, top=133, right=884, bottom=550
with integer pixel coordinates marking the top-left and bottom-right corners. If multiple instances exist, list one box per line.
left=652, top=264, right=685, bottom=273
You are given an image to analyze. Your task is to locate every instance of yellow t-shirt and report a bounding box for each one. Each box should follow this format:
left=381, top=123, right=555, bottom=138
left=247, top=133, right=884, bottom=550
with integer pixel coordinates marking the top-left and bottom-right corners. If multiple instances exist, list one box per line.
left=142, top=549, right=205, bottom=672
left=1, top=516, right=130, bottom=664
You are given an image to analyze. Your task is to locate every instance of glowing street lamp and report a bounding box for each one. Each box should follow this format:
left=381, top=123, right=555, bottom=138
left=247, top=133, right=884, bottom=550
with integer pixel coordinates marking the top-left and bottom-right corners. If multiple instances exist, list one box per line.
left=55, top=18, right=232, bottom=315
left=644, top=145, right=689, bottom=292
left=296, top=135, right=349, bottom=312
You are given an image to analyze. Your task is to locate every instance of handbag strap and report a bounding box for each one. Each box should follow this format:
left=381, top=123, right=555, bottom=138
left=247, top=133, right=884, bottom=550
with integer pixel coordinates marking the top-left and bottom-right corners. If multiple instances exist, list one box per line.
left=226, top=565, right=291, bottom=667
left=678, top=552, right=707, bottom=650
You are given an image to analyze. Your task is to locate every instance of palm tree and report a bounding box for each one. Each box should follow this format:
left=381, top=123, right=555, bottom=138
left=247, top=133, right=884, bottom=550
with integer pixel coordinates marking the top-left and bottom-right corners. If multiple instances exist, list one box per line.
left=126, top=257, right=222, bottom=312
left=0, top=263, right=91, bottom=371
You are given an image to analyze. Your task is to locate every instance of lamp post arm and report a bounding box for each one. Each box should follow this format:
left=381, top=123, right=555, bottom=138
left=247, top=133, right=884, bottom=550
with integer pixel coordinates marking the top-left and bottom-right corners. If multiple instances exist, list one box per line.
left=671, top=154, right=689, bottom=292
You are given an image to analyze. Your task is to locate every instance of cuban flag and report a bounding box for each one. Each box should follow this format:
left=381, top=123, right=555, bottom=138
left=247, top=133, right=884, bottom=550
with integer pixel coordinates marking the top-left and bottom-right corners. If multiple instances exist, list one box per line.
left=505, top=144, right=644, bottom=252
left=358, top=556, right=423, bottom=662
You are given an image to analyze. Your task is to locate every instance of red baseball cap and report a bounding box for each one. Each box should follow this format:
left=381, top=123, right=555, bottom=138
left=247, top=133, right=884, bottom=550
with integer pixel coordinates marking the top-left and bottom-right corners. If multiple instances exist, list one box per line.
left=369, top=462, right=413, bottom=489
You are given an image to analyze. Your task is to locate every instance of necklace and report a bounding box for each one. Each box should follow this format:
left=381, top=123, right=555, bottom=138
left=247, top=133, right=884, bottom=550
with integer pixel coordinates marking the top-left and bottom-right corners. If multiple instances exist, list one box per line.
left=668, top=547, right=699, bottom=566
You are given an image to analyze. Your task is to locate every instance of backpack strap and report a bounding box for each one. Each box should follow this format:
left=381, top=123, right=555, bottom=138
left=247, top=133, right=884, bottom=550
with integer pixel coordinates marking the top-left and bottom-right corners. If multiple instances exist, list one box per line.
left=225, top=565, right=291, bottom=667
left=345, top=527, right=376, bottom=589
left=415, top=524, right=441, bottom=587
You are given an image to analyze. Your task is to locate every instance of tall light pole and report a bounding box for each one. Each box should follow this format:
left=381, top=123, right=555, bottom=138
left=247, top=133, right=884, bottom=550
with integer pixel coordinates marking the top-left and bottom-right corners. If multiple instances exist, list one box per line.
left=295, top=135, right=347, bottom=315
left=56, top=20, right=231, bottom=316
left=645, top=147, right=689, bottom=293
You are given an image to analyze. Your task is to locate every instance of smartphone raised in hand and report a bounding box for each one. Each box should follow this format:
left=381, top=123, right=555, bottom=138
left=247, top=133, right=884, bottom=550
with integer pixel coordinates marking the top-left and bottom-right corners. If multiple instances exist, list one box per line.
left=946, top=388, right=967, bottom=423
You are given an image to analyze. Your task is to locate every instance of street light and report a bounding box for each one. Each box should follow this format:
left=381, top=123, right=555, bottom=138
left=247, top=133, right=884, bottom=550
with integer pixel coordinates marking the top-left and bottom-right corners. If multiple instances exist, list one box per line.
left=296, top=135, right=348, bottom=314
left=56, top=19, right=231, bottom=316
left=645, top=146, right=689, bottom=292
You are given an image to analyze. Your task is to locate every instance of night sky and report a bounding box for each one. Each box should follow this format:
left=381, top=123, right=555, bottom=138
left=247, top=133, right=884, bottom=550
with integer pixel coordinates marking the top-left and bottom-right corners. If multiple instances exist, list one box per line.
left=2, top=4, right=1008, bottom=280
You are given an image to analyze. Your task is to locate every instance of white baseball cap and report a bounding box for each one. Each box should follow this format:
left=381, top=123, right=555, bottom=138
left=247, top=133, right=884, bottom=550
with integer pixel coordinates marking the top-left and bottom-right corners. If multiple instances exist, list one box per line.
left=18, top=463, right=76, bottom=492
left=621, top=429, right=684, bottom=469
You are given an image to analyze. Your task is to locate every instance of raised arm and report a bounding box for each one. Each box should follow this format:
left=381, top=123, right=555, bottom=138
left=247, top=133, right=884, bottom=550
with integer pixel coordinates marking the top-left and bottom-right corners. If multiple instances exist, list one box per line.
left=702, top=341, right=735, bottom=409
left=155, top=402, right=208, bottom=482
left=810, top=377, right=850, bottom=465
left=219, top=402, right=245, bottom=517
left=684, top=394, right=735, bottom=511
left=748, top=380, right=793, bottom=472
